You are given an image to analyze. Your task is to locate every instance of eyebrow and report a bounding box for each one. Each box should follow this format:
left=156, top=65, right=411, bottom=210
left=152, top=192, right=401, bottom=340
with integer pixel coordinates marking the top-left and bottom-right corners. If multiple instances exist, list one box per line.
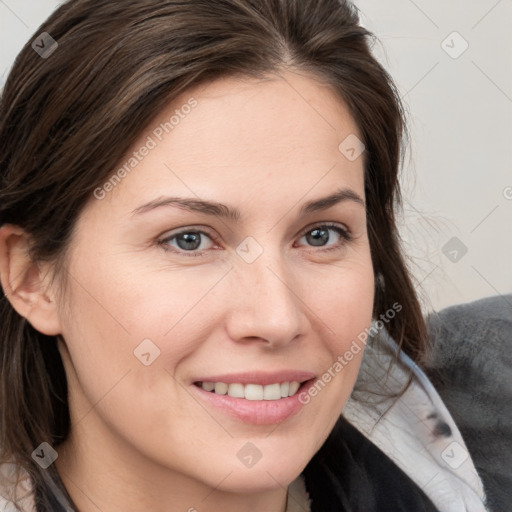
left=131, top=187, right=365, bottom=221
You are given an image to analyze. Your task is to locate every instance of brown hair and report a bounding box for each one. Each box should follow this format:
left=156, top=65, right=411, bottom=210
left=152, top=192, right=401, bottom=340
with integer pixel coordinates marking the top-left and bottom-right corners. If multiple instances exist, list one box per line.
left=0, top=0, right=427, bottom=509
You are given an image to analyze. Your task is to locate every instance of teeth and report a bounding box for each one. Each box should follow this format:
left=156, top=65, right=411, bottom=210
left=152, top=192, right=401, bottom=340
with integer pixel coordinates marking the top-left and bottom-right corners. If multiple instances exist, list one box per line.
left=263, top=383, right=281, bottom=401
left=200, top=380, right=303, bottom=400
left=214, top=382, right=228, bottom=395
left=245, top=384, right=263, bottom=401
left=202, top=381, right=215, bottom=392
left=228, top=383, right=245, bottom=398
left=288, top=381, right=300, bottom=396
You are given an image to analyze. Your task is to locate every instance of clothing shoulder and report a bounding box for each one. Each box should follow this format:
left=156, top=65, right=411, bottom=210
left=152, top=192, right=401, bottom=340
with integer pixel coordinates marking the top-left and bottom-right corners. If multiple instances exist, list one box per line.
left=424, top=294, right=512, bottom=512
left=342, top=323, right=489, bottom=511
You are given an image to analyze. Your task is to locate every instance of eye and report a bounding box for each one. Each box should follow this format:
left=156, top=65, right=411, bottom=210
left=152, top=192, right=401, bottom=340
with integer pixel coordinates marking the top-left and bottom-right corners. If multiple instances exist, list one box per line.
left=296, top=223, right=352, bottom=252
left=157, top=223, right=352, bottom=257
left=158, top=228, right=217, bottom=257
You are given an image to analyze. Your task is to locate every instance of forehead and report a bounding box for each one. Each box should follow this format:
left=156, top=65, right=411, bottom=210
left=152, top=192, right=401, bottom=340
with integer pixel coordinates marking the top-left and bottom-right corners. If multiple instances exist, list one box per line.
left=163, top=69, right=363, bottom=167
left=85, top=70, right=365, bottom=221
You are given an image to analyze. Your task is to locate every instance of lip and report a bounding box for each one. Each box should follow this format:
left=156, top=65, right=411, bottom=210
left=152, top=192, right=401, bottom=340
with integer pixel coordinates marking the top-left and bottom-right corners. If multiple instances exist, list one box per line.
left=189, top=372, right=317, bottom=425
left=191, top=370, right=316, bottom=386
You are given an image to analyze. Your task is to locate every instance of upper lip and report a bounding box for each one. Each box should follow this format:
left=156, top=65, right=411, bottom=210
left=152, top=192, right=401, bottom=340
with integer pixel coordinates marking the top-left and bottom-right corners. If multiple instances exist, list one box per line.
left=192, top=370, right=316, bottom=386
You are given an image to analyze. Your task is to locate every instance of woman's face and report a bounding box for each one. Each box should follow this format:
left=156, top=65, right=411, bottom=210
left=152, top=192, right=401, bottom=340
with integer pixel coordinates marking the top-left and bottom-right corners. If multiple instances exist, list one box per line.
left=54, top=70, right=374, bottom=494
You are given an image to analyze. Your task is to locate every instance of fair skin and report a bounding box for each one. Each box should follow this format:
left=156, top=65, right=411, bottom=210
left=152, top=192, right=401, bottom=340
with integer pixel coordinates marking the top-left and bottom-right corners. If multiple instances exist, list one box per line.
left=0, top=70, right=374, bottom=512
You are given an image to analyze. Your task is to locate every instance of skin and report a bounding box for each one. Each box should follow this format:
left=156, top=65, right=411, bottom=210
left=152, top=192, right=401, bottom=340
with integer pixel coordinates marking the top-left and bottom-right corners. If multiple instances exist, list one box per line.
left=0, top=69, right=374, bottom=512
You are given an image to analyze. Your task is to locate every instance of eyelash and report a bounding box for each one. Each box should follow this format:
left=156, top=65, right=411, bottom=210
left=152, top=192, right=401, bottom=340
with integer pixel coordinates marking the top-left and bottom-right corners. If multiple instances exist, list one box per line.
left=157, top=223, right=352, bottom=258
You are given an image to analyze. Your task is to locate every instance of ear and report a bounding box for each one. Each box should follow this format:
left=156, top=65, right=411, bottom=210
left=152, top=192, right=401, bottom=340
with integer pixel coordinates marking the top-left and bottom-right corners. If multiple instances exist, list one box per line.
left=0, top=224, right=62, bottom=336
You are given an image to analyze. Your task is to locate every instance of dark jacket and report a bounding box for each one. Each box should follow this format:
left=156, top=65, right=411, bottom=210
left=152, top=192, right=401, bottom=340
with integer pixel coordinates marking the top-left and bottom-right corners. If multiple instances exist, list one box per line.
left=303, top=415, right=441, bottom=511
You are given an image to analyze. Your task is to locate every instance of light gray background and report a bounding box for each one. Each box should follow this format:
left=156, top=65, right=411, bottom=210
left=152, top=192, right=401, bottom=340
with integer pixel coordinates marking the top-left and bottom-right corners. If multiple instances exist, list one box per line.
left=1, top=0, right=511, bottom=312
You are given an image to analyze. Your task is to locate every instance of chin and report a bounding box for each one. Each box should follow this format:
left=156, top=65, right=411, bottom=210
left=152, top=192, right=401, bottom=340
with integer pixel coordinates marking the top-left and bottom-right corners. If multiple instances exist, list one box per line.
left=213, top=462, right=305, bottom=494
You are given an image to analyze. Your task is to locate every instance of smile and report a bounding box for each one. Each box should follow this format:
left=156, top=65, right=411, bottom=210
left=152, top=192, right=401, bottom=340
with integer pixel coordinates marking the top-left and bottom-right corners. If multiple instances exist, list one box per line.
left=195, top=381, right=303, bottom=400
left=190, top=372, right=316, bottom=425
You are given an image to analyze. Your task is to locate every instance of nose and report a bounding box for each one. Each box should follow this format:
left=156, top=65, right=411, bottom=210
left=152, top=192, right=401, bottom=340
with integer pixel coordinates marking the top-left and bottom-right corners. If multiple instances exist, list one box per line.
left=224, top=250, right=306, bottom=349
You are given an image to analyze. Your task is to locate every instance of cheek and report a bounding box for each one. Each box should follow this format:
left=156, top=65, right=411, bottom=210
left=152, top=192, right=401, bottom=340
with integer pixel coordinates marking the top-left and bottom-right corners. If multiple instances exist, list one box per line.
left=331, top=268, right=375, bottom=355
left=295, top=256, right=375, bottom=417
left=55, top=252, right=234, bottom=428
left=303, top=254, right=375, bottom=352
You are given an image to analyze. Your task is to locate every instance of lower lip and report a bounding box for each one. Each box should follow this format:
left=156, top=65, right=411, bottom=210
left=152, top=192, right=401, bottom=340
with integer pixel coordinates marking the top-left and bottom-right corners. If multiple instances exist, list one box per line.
left=190, top=380, right=315, bottom=425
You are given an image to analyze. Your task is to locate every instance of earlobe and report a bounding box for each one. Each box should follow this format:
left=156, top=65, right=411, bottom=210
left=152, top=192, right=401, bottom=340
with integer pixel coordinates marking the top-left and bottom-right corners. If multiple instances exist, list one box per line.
left=0, top=224, right=62, bottom=336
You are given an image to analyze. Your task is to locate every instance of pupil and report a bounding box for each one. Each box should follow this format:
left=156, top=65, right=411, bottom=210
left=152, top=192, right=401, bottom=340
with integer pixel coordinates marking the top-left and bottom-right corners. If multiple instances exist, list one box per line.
left=308, top=228, right=328, bottom=246
left=178, top=233, right=200, bottom=250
